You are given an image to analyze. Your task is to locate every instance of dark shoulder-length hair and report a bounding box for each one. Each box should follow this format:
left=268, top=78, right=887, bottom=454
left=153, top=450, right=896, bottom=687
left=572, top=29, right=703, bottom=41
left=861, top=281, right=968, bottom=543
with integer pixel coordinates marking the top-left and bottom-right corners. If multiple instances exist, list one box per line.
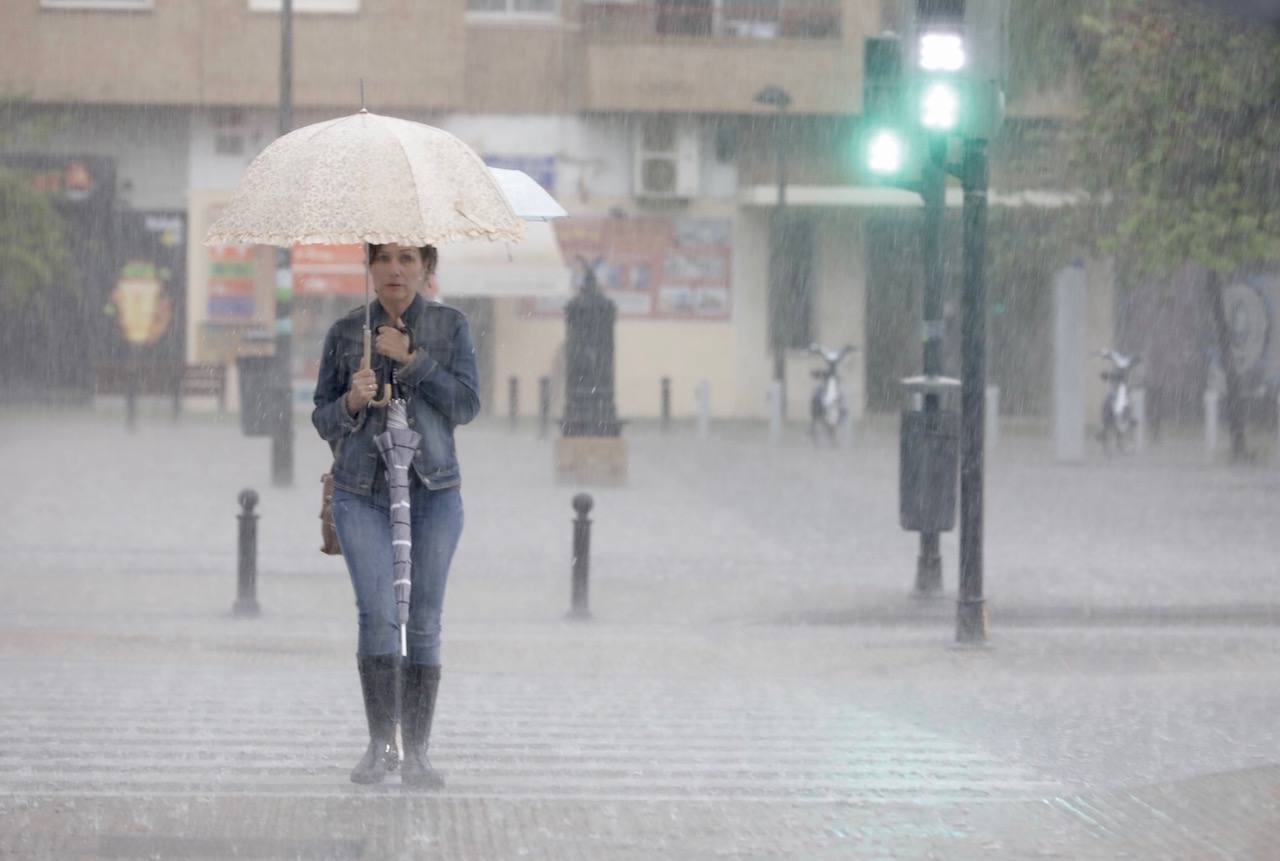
left=366, top=243, right=437, bottom=274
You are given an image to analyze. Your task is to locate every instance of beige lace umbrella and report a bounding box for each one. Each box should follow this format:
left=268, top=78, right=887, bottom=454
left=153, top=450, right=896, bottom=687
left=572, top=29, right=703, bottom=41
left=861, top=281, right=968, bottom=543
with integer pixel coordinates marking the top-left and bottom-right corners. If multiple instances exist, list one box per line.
left=205, top=109, right=529, bottom=404
left=205, top=110, right=525, bottom=247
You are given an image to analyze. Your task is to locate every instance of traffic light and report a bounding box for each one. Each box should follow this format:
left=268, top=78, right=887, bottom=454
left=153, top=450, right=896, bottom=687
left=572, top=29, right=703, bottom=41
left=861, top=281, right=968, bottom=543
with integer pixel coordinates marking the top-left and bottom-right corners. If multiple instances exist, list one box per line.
left=858, top=34, right=920, bottom=184
left=919, top=80, right=962, bottom=131
left=911, top=1, right=967, bottom=134
left=901, top=0, right=1007, bottom=141
left=859, top=2, right=1006, bottom=182
left=866, top=129, right=908, bottom=175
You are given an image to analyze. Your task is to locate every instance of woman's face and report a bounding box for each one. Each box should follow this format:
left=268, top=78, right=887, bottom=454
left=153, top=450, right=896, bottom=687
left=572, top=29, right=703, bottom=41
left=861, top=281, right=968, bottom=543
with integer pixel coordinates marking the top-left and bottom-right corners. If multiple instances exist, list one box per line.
left=370, top=244, right=426, bottom=308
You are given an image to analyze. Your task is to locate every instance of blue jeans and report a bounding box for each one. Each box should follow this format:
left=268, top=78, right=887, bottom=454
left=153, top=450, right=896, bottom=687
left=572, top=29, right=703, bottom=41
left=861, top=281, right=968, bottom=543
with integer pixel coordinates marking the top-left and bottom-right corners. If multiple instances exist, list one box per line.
left=332, top=484, right=463, bottom=665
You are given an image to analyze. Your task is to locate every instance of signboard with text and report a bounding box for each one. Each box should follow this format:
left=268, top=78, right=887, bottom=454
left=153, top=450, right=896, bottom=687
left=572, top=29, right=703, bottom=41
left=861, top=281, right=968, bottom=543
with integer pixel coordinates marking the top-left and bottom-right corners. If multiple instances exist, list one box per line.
left=532, top=216, right=732, bottom=321
left=206, top=242, right=257, bottom=321
left=292, top=244, right=366, bottom=296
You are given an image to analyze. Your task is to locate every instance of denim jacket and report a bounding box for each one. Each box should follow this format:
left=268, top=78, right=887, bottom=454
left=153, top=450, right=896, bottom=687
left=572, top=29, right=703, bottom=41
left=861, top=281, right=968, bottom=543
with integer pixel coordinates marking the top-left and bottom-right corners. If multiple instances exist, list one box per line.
left=311, top=293, right=480, bottom=495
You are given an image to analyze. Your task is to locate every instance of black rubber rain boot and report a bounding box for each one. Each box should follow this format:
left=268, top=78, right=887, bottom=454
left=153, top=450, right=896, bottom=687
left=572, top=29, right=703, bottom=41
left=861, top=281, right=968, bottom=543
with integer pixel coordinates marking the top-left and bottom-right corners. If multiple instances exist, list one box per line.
left=400, top=664, right=445, bottom=789
left=350, top=654, right=398, bottom=785
left=386, top=722, right=400, bottom=775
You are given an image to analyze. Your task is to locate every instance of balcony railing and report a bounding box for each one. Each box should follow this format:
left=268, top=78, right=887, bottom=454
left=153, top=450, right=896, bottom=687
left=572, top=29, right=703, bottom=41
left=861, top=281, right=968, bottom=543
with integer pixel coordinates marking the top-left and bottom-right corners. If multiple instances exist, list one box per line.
left=583, top=0, right=842, bottom=41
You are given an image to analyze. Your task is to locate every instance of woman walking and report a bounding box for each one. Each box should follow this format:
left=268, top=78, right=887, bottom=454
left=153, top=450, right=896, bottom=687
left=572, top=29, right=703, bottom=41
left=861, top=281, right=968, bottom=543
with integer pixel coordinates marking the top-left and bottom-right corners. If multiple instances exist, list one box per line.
left=311, top=243, right=478, bottom=787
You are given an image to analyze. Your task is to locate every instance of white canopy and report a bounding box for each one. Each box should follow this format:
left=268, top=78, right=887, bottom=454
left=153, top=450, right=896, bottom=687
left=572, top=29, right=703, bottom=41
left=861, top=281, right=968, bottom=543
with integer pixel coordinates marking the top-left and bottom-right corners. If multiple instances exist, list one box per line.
left=434, top=220, right=571, bottom=298
left=488, top=168, right=568, bottom=221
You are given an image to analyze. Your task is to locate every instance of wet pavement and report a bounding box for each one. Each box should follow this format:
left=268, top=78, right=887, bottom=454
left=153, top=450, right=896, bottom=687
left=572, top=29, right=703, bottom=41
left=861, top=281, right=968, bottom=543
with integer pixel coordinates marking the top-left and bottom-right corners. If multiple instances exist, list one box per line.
left=1, top=404, right=1278, bottom=858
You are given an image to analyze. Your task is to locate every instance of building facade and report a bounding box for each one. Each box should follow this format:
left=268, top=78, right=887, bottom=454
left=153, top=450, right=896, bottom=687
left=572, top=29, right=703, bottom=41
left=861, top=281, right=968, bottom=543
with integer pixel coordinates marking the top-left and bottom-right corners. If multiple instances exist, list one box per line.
left=2, top=0, right=1121, bottom=423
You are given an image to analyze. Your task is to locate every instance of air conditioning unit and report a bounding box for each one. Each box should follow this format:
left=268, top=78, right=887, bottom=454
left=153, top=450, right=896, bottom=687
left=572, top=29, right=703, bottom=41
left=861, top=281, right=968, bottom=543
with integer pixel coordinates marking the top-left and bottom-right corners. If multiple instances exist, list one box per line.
left=633, top=116, right=700, bottom=200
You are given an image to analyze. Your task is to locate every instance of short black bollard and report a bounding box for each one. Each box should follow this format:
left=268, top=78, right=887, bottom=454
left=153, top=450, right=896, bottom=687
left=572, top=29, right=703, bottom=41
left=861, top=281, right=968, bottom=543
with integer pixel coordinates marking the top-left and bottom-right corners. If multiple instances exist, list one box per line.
left=508, top=375, right=519, bottom=430
left=538, top=375, right=551, bottom=439
left=569, top=493, right=593, bottom=620
left=660, top=376, right=671, bottom=432
left=233, top=488, right=261, bottom=618
left=125, top=373, right=139, bottom=433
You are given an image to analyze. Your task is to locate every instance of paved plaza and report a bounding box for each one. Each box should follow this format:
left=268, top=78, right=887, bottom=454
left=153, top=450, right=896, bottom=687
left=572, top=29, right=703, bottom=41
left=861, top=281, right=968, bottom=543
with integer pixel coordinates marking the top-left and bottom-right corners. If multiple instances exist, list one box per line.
left=1, top=404, right=1278, bottom=859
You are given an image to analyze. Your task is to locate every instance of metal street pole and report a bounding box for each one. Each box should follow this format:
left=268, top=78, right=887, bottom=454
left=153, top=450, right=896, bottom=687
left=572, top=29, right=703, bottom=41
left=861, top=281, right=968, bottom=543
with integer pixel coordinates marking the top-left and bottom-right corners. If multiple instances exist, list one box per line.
left=914, top=137, right=946, bottom=597
left=272, top=0, right=294, bottom=487
left=757, top=85, right=792, bottom=420
left=773, top=104, right=787, bottom=410
left=957, top=136, right=989, bottom=643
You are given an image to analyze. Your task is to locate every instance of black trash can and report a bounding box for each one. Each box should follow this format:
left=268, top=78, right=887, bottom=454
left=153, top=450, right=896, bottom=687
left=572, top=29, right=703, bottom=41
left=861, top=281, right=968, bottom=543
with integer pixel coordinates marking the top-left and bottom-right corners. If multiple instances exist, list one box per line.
left=899, top=408, right=959, bottom=533
left=236, top=355, right=287, bottom=437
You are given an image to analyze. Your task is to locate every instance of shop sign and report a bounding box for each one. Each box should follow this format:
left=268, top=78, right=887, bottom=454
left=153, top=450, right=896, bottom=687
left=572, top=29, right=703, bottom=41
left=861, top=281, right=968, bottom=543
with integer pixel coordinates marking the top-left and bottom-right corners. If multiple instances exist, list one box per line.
left=292, top=244, right=366, bottom=296
left=533, top=216, right=732, bottom=321
left=207, top=244, right=257, bottom=321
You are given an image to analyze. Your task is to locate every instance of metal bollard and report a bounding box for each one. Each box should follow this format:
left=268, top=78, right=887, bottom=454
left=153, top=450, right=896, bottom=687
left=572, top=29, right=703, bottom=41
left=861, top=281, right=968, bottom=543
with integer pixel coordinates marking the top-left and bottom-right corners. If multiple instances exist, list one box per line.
left=569, top=493, right=593, bottom=620
left=538, top=376, right=551, bottom=439
left=695, top=379, right=711, bottom=439
left=233, top=489, right=261, bottom=618
left=660, top=377, right=672, bottom=432
left=1132, top=388, right=1147, bottom=454
left=985, top=384, right=1000, bottom=454
left=767, top=381, right=783, bottom=445
left=1204, top=389, right=1220, bottom=459
left=508, top=376, right=519, bottom=430
left=125, top=373, right=139, bottom=433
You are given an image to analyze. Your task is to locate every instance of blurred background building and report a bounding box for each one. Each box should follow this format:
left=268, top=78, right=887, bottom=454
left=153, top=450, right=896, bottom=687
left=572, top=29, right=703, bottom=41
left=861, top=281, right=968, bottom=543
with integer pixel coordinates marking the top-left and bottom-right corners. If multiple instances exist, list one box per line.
left=0, top=0, right=1141, bottom=423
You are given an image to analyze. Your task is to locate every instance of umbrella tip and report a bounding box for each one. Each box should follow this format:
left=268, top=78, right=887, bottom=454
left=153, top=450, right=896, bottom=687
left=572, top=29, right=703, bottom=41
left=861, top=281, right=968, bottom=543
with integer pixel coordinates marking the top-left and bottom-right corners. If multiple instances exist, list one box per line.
left=359, top=78, right=366, bottom=112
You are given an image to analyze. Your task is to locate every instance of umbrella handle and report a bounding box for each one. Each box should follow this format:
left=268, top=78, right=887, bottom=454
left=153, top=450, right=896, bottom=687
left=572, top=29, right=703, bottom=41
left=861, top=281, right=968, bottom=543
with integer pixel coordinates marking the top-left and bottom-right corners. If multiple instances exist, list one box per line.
left=362, top=327, right=392, bottom=408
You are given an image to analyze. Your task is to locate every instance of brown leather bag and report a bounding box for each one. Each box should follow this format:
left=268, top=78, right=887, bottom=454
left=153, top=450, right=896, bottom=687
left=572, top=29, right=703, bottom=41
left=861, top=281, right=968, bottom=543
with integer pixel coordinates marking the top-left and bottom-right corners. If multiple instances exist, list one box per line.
left=320, top=471, right=342, bottom=555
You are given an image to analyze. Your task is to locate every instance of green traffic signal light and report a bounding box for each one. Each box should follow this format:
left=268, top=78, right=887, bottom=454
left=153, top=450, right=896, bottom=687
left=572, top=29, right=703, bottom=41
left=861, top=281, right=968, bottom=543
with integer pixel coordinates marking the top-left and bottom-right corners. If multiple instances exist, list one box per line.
left=865, top=128, right=908, bottom=176
left=918, top=32, right=966, bottom=72
left=920, top=80, right=961, bottom=132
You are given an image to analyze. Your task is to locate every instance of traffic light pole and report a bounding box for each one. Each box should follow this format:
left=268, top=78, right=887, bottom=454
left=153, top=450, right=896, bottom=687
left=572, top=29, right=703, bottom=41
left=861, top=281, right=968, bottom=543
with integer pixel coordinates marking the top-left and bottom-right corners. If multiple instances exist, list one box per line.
left=914, top=137, right=947, bottom=597
left=957, top=136, right=988, bottom=643
left=770, top=97, right=789, bottom=419
left=771, top=129, right=787, bottom=418
left=272, top=0, right=294, bottom=488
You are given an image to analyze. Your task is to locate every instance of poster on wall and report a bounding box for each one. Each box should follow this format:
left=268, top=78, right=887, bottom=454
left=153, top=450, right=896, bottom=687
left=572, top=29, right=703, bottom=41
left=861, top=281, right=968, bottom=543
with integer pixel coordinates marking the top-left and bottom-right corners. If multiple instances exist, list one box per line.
left=107, top=210, right=187, bottom=368
left=1223, top=274, right=1280, bottom=394
left=205, top=242, right=257, bottom=322
left=531, top=215, right=732, bottom=321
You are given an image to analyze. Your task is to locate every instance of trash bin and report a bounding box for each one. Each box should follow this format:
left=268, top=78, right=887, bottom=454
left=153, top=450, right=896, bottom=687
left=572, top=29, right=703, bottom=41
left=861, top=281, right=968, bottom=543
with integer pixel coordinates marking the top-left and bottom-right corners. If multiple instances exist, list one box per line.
left=236, top=355, right=287, bottom=437
left=899, top=376, right=960, bottom=533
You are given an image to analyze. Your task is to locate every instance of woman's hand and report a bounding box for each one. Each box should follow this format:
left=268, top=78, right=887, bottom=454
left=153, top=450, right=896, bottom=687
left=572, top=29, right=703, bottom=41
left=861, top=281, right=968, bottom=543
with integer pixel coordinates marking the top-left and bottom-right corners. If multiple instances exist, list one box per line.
left=374, top=322, right=413, bottom=364
left=345, top=367, right=379, bottom=415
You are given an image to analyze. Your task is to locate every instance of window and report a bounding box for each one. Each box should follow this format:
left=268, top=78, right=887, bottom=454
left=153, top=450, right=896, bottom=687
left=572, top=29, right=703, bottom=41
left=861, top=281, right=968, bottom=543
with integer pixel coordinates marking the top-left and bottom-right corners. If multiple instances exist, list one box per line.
left=40, top=0, right=153, bottom=9
left=656, top=0, right=712, bottom=36
left=466, top=0, right=559, bottom=16
left=248, top=0, right=359, bottom=12
left=653, top=0, right=840, bottom=39
left=721, top=0, right=780, bottom=38
left=212, top=108, right=246, bottom=157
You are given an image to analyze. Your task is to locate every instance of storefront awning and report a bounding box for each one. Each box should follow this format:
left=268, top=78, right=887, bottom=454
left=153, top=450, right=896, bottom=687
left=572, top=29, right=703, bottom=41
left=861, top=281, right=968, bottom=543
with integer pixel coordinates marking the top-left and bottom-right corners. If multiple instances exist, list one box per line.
left=435, top=220, right=571, bottom=298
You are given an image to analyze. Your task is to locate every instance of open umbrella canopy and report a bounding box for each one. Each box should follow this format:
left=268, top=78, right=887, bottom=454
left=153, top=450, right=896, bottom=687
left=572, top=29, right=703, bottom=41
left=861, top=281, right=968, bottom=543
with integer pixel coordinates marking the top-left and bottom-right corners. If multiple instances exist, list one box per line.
left=436, top=221, right=571, bottom=298
left=487, top=168, right=567, bottom=222
left=204, top=110, right=525, bottom=248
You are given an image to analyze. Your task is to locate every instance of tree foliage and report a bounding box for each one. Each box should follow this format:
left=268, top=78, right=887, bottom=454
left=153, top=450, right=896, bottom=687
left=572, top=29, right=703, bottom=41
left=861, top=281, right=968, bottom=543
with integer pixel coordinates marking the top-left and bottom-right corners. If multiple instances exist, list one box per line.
left=1074, top=0, right=1280, bottom=276
left=1069, top=1, right=1280, bottom=459
left=0, top=94, right=75, bottom=328
left=0, top=169, right=73, bottom=320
